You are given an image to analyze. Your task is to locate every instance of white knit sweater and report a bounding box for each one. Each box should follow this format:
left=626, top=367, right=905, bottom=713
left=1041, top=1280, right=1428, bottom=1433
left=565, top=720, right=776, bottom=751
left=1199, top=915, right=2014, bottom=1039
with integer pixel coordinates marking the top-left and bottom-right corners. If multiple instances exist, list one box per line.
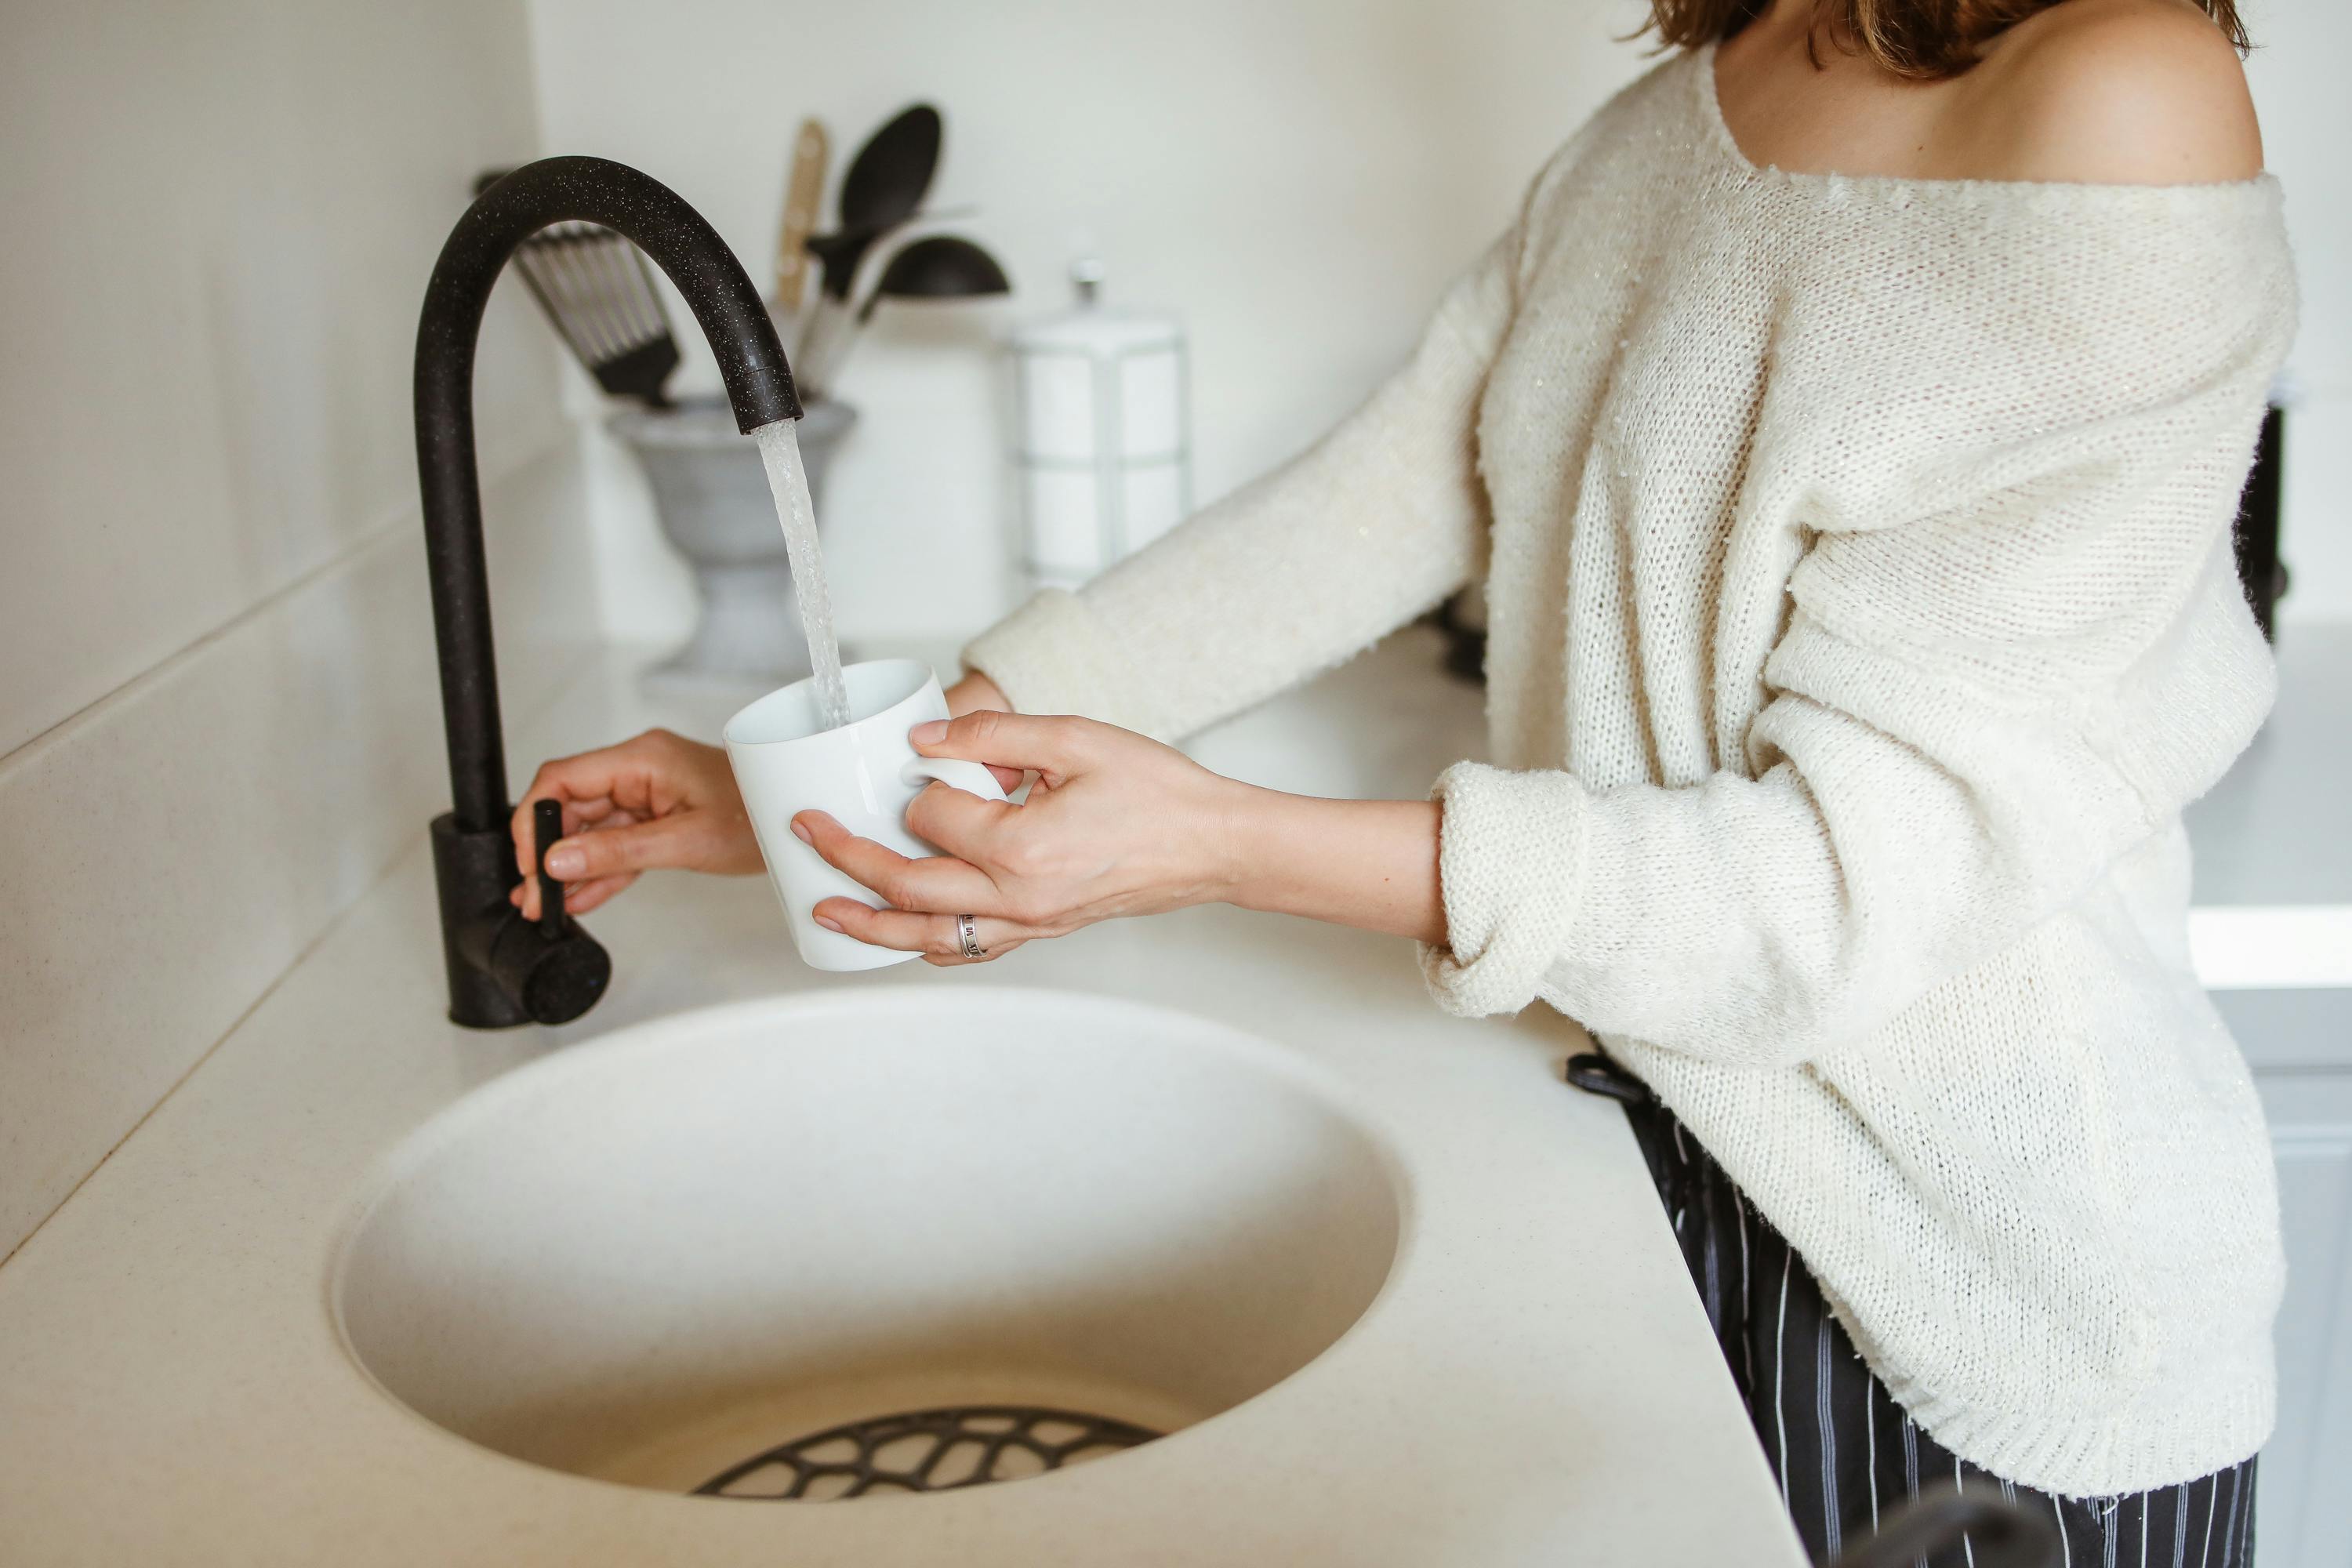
left=964, top=45, right=2296, bottom=1497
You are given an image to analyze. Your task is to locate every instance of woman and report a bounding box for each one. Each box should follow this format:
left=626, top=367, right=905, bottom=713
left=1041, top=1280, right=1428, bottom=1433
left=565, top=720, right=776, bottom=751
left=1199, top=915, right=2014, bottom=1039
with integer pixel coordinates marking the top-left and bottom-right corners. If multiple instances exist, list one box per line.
left=514, top=0, right=2290, bottom=1559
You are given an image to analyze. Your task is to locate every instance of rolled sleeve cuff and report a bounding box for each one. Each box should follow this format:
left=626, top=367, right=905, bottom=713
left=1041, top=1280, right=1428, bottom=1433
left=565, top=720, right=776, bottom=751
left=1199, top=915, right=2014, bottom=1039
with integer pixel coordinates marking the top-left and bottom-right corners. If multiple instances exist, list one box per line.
left=959, top=589, right=1166, bottom=738
left=1417, top=760, right=1591, bottom=1018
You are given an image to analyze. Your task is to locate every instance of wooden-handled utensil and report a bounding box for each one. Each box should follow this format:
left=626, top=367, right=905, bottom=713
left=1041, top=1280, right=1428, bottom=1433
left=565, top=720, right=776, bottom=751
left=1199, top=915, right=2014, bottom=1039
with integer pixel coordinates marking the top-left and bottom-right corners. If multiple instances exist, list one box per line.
left=771, top=118, right=830, bottom=313
left=793, top=104, right=945, bottom=370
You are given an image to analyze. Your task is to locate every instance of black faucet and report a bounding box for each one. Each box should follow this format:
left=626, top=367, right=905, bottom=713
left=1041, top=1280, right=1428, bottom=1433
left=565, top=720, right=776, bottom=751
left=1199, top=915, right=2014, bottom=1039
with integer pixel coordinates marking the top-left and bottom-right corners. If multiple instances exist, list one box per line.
left=415, top=156, right=801, bottom=1029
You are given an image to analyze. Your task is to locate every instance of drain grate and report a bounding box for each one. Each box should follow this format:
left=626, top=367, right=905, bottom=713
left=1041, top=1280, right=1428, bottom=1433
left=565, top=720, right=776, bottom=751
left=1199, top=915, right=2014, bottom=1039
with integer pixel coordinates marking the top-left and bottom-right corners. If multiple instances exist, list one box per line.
left=695, top=1405, right=1161, bottom=1501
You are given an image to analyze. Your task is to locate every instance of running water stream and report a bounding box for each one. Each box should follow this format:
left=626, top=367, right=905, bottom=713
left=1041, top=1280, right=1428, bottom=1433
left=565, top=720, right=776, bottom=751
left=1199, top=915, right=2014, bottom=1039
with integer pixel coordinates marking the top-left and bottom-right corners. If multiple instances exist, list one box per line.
left=753, top=419, right=852, bottom=731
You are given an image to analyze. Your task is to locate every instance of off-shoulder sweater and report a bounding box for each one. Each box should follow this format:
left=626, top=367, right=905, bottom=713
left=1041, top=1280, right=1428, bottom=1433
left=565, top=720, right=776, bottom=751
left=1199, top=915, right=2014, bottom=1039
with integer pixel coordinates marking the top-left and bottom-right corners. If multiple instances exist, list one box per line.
left=962, top=45, right=2296, bottom=1497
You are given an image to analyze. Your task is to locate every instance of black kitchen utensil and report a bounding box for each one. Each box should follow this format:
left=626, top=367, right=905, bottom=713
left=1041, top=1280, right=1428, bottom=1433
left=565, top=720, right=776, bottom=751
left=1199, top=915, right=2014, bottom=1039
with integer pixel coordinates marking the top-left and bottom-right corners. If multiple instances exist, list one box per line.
left=799, top=234, right=1010, bottom=395
left=858, top=234, right=1010, bottom=320
left=795, top=227, right=1006, bottom=396
left=808, top=103, right=943, bottom=301
left=474, top=168, right=681, bottom=406
left=842, top=103, right=942, bottom=224
left=803, top=226, right=881, bottom=303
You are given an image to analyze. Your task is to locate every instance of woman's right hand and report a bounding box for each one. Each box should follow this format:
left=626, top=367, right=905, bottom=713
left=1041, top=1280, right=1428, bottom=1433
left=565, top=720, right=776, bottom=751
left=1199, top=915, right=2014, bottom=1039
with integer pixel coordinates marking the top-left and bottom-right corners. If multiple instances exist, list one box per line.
left=509, top=728, right=761, bottom=920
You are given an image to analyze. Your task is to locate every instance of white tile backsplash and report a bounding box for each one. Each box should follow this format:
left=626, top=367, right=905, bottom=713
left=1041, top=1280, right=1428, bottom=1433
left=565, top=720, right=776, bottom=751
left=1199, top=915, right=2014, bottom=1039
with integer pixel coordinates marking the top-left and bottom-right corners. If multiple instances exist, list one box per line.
left=0, top=0, right=588, bottom=1260
left=0, top=443, right=596, bottom=1258
left=0, top=2, right=553, bottom=758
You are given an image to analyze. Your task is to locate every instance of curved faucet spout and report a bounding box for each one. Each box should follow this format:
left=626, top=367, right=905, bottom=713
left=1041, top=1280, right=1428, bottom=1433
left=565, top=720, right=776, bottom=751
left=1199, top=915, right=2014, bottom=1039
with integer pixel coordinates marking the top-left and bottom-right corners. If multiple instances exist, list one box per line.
left=415, top=155, right=801, bottom=1028
left=418, top=155, right=800, bottom=836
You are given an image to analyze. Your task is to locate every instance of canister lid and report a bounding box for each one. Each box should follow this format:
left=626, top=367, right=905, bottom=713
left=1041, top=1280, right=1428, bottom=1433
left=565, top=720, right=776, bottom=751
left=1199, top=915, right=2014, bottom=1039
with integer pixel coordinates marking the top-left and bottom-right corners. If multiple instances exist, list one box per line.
left=1008, top=255, right=1181, bottom=354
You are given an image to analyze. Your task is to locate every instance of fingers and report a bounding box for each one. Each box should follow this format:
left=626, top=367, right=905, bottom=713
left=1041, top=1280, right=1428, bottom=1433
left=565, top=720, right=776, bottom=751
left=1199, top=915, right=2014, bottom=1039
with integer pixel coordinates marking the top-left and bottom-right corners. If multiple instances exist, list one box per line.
left=512, top=815, right=724, bottom=923
left=909, top=711, right=1098, bottom=786
left=903, top=779, right=1015, bottom=859
left=516, top=871, right=640, bottom=920
left=554, top=811, right=719, bottom=879
left=510, top=728, right=702, bottom=884
left=793, top=811, right=997, bottom=913
left=811, top=899, right=1025, bottom=964
left=521, top=812, right=708, bottom=918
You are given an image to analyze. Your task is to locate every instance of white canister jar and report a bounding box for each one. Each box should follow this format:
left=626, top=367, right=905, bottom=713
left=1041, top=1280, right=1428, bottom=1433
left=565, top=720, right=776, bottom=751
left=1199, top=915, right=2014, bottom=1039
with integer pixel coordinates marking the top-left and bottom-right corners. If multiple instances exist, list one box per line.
left=1007, top=261, right=1191, bottom=593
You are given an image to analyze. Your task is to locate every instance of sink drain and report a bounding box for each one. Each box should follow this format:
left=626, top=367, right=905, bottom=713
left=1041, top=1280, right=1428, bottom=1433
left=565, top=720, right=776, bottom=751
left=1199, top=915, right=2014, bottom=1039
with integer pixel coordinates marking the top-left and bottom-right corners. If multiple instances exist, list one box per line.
left=695, top=1405, right=1161, bottom=1501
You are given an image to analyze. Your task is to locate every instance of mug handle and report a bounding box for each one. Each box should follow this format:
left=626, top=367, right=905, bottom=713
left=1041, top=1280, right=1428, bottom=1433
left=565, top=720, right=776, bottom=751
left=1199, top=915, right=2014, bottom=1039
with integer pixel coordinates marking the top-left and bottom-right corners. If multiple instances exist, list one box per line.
left=902, top=754, right=1008, bottom=803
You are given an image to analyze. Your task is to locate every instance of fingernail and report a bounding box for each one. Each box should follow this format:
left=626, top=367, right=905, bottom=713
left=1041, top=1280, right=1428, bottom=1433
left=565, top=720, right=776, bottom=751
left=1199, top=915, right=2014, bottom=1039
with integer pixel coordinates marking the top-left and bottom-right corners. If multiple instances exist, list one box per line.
left=814, top=914, right=844, bottom=933
left=790, top=817, right=814, bottom=844
left=545, top=845, right=585, bottom=877
left=909, top=720, right=948, bottom=746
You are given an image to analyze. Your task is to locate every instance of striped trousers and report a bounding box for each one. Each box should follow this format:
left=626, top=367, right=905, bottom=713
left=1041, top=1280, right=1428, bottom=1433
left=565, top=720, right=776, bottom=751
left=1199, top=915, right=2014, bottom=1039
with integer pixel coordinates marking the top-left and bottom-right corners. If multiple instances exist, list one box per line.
left=1614, top=1086, right=2259, bottom=1568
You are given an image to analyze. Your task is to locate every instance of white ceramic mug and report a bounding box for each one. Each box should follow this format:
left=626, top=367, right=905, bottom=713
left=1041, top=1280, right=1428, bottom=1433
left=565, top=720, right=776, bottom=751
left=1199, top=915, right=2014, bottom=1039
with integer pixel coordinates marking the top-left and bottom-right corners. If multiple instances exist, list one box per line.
left=723, top=659, right=1005, bottom=971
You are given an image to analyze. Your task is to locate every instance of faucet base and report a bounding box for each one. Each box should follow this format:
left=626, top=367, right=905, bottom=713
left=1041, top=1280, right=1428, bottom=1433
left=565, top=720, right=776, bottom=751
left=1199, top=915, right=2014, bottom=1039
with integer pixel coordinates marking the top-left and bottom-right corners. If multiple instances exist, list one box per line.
left=430, top=813, right=611, bottom=1029
left=432, top=813, right=532, bottom=1028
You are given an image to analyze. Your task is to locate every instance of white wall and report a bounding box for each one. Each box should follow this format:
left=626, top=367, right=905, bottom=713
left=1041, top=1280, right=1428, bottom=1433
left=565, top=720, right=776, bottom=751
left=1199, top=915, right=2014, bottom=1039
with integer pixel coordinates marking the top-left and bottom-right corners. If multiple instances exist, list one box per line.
left=2243, top=0, right=2352, bottom=626
left=528, top=0, right=1657, bottom=650
left=0, top=0, right=587, bottom=1258
left=532, top=0, right=2350, bottom=652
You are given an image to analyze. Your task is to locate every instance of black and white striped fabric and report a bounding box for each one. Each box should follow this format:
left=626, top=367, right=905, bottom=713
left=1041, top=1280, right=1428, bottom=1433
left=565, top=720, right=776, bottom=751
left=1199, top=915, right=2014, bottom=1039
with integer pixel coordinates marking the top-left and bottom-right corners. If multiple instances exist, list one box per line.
left=1616, top=1087, right=2259, bottom=1568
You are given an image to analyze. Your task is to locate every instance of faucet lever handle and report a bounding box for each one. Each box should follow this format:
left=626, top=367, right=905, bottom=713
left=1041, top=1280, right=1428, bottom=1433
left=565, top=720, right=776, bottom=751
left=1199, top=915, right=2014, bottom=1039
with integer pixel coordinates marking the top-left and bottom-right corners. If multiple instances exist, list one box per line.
left=533, top=799, right=567, bottom=938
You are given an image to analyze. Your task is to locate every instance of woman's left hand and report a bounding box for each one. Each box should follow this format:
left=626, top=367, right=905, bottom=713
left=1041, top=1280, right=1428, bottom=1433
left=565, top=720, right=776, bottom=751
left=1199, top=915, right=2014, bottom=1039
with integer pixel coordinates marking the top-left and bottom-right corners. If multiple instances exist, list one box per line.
left=790, top=712, right=1247, bottom=964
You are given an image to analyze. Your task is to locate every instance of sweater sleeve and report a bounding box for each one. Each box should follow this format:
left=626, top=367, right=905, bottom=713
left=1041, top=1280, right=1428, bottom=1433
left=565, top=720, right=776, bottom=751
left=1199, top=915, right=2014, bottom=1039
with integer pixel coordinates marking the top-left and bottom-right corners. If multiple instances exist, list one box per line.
left=1425, top=199, right=2295, bottom=1065
left=961, top=224, right=1524, bottom=742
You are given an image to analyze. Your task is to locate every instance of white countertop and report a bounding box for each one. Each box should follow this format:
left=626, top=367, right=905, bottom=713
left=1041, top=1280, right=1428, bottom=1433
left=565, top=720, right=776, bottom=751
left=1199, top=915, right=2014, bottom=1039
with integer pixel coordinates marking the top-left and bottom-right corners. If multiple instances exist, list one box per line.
left=0, top=627, right=1807, bottom=1567
left=2, top=620, right=2338, bottom=1566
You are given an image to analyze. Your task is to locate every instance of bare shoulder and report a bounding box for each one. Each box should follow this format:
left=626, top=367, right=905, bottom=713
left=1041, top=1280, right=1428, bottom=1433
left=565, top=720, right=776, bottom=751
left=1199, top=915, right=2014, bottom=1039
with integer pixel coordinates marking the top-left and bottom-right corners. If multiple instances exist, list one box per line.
left=1945, top=0, right=2263, bottom=185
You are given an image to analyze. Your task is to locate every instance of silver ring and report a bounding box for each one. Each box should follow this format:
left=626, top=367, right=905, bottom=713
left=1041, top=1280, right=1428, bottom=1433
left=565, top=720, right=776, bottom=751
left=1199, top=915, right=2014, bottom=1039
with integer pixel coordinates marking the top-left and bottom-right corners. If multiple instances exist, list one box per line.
left=956, top=913, right=985, bottom=960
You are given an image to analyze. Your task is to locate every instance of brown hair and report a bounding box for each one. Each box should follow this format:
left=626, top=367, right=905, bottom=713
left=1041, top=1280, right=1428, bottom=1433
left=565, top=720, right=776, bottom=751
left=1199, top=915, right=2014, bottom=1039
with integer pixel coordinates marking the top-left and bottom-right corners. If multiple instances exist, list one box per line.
left=1642, top=0, right=2251, bottom=79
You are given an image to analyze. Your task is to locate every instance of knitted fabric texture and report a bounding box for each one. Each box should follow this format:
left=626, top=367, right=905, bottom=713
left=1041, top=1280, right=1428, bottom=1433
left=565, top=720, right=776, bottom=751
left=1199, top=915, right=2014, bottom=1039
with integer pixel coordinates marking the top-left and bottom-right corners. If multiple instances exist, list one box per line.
left=964, top=44, right=2295, bottom=1497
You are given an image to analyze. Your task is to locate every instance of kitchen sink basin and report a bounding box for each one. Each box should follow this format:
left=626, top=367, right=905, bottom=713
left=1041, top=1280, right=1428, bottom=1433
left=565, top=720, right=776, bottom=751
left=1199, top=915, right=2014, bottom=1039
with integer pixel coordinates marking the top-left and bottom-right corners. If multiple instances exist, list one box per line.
left=330, top=987, right=1404, bottom=1495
